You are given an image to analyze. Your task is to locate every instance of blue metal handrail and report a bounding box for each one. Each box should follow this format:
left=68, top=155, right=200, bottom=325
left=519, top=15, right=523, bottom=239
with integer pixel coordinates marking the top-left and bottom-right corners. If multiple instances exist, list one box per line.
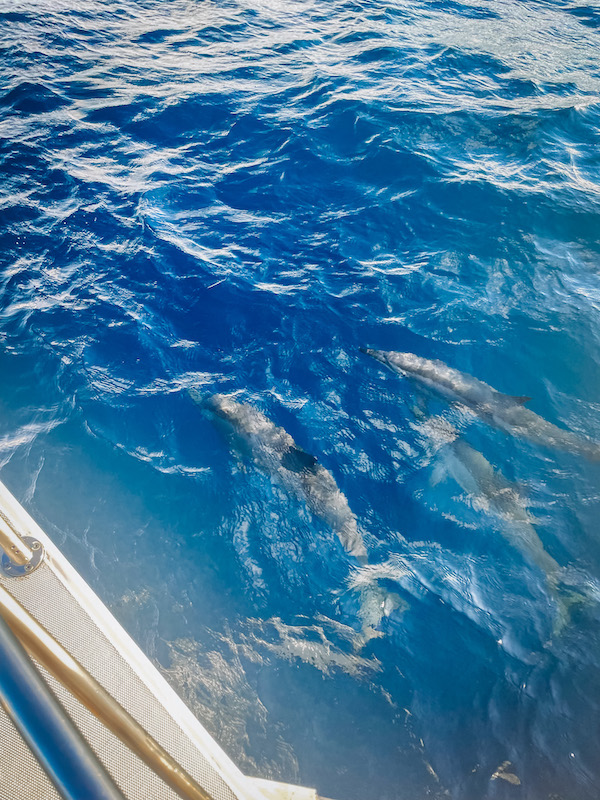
left=0, top=583, right=214, bottom=800
left=0, top=611, right=127, bottom=800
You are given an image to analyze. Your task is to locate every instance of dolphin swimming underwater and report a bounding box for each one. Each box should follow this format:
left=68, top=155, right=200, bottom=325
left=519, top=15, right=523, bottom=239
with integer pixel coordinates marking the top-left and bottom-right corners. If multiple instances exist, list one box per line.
left=419, top=416, right=579, bottom=633
left=196, top=391, right=402, bottom=643
left=363, top=349, right=600, bottom=461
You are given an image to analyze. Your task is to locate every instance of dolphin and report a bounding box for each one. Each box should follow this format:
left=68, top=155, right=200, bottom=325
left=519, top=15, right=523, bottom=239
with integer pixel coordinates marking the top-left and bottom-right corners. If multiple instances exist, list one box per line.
left=419, top=416, right=579, bottom=633
left=362, top=349, right=600, bottom=461
left=196, top=392, right=402, bottom=641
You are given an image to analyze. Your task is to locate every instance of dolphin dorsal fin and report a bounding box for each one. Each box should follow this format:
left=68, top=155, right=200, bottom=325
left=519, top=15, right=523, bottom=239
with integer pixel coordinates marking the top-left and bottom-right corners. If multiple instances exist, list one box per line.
left=282, top=447, right=318, bottom=474
left=511, top=395, right=532, bottom=405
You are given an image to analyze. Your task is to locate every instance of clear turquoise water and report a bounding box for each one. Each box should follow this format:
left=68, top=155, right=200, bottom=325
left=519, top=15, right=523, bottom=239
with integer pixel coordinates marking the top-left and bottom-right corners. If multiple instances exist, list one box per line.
left=1, top=1, right=600, bottom=798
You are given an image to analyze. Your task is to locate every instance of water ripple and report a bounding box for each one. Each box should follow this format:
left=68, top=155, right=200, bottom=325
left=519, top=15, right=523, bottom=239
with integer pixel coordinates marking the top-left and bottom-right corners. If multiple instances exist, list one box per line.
left=2, top=0, right=600, bottom=798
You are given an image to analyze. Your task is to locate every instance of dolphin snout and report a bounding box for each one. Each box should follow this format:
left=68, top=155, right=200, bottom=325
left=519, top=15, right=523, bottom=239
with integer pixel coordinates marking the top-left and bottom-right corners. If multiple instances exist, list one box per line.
left=360, top=347, right=377, bottom=358
left=360, top=347, right=387, bottom=365
left=190, top=391, right=230, bottom=420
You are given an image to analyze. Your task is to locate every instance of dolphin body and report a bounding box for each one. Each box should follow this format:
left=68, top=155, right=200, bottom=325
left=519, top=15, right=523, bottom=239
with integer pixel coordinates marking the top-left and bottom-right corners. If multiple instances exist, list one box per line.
left=420, top=416, right=577, bottom=633
left=433, top=434, right=560, bottom=578
left=198, top=392, right=401, bottom=642
left=363, top=349, right=600, bottom=461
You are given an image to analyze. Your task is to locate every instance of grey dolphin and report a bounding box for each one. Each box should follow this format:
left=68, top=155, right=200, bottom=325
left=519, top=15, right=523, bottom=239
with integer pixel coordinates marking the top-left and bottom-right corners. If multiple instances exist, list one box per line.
left=419, top=416, right=578, bottom=632
left=197, top=392, right=402, bottom=641
left=363, top=349, right=600, bottom=461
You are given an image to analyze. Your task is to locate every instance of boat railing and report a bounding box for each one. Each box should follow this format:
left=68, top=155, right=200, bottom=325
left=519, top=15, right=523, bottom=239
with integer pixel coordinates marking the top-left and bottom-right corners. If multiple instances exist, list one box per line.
left=0, top=485, right=324, bottom=800
left=0, top=508, right=45, bottom=576
left=0, top=581, right=215, bottom=800
left=0, top=609, right=128, bottom=800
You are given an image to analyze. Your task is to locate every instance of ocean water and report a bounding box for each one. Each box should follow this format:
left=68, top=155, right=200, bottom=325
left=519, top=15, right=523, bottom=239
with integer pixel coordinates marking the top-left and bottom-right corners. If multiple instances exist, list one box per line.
left=1, top=0, right=600, bottom=797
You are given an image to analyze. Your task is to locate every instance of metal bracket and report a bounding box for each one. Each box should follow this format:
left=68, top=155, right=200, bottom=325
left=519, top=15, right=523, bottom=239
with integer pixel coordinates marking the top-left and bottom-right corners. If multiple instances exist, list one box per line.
left=1, top=537, right=45, bottom=578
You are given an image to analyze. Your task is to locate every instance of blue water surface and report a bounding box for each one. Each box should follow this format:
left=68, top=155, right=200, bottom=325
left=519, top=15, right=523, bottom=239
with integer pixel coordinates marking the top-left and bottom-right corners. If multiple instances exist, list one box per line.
left=1, top=1, right=600, bottom=798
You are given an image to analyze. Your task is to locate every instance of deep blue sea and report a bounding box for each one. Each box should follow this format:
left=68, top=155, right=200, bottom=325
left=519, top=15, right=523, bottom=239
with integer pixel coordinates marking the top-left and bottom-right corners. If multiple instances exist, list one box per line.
left=2, top=1, right=600, bottom=798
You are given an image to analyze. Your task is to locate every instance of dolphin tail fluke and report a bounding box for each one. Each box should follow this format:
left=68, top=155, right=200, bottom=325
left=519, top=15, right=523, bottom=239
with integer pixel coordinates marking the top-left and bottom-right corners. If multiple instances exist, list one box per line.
left=557, top=565, right=600, bottom=603
left=584, top=445, right=600, bottom=463
left=381, top=590, right=406, bottom=617
left=411, top=403, right=426, bottom=421
left=547, top=567, right=595, bottom=638
left=353, top=626, right=384, bottom=652
left=552, top=590, right=586, bottom=638
left=353, top=581, right=407, bottom=649
left=355, top=587, right=406, bottom=650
